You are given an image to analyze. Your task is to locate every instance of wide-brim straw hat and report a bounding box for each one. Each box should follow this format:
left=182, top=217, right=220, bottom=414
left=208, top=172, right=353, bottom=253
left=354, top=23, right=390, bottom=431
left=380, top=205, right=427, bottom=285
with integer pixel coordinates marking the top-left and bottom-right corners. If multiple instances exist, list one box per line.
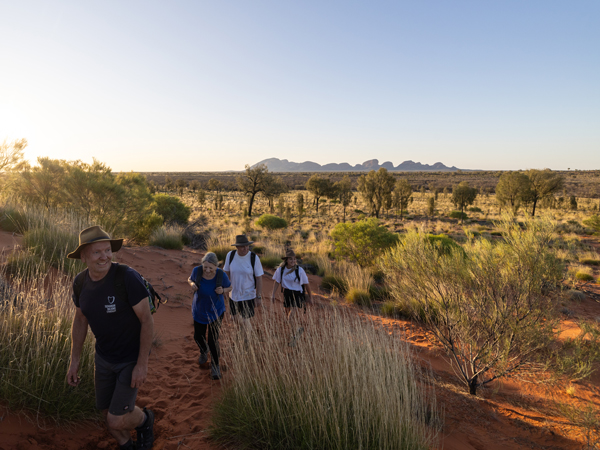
left=67, top=225, right=123, bottom=259
left=232, top=235, right=254, bottom=246
left=282, top=249, right=296, bottom=260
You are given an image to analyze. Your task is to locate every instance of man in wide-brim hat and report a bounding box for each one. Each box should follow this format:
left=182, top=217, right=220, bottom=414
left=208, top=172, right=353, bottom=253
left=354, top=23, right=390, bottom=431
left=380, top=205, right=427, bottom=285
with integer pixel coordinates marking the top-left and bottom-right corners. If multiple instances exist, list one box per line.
left=223, top=234, right=264, bottom=336
left=66, top=226, right=155, bottom=450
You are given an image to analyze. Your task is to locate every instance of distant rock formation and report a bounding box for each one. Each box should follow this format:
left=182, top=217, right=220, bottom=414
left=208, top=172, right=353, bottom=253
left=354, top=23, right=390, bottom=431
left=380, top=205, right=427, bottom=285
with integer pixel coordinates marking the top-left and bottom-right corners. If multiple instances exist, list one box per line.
left=252, top=158, right=460, bottom=172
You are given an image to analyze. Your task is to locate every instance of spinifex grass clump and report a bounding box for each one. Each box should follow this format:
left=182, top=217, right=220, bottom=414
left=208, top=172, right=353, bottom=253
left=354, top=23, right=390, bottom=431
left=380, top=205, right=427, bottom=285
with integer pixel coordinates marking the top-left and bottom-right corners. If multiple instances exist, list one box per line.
left=149, top=225, right=184, bottom=250
left=211, top=308, right=440, bottom=450
left=0, top=270, right=97, bottom=422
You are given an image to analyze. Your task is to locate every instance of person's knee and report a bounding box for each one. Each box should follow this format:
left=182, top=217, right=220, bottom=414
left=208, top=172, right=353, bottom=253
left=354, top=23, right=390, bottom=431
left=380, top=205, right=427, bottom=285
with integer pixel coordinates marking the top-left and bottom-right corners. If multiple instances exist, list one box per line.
left=106, top=411, right=131, bottom=431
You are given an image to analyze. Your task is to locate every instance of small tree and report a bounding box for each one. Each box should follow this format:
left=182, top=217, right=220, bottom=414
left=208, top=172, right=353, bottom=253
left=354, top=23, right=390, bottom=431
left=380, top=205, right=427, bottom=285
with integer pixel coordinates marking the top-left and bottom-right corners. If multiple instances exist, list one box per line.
left=451, top=181, right=478, bottom=216
left=197, top=189, right=207, bottom=210
left=393, top=179, right=413, bottom=219
left=357, top=168, right=396, bottom=218
left=427, top=196, right=435, bottom=216
left=189, top=180, right=201, bottom=193
left=263, top=176, right=288, bottom=214
left=153, top=193, right=192, bottom=225
left=296, top=192, right=305, bottom=220
left=237, top=164, right=274, bottom=217
left=334, top=175, right=353, bottom=222
left=330, top=218, right=399, bottom=267
left=495, top=171, right=531, bottom=215
left=524, top=169, right=564, bottom=216
left=306, top=175, right=334, bottom=214
left=380, top=217, right=562, bottom=395
left=0, top=138, right=27, bottom=173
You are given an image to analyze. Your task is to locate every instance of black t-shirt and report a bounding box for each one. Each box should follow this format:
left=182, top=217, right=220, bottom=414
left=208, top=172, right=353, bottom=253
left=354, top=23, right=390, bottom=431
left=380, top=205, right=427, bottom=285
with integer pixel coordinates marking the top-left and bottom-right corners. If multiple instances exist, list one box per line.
left=73, top=263, right=149, bottom=364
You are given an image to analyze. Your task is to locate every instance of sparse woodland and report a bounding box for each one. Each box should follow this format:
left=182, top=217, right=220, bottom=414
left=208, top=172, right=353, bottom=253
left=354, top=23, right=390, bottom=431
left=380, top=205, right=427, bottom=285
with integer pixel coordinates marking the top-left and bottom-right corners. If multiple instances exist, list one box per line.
left=2, top=142, right=600, bottom=448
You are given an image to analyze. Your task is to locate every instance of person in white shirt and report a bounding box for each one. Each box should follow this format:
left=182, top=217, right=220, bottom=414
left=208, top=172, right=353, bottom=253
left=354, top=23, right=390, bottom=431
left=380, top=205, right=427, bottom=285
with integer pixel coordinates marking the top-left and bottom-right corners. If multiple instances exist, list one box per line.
left=223, top=235, right=264, bottom=336
left=270, top=249, right=313, bottom=346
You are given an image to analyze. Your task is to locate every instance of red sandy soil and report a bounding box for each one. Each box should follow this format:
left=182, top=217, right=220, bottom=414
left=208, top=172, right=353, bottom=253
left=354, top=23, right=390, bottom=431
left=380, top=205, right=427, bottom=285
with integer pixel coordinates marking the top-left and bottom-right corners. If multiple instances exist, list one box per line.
left=1, top=230, right=600, bottom=450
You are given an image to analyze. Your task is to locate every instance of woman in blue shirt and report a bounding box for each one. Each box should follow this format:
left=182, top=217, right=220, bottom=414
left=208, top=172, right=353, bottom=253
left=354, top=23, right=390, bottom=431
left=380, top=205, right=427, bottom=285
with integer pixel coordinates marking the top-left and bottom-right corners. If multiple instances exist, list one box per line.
left=188, top=252, right=231, bottom=380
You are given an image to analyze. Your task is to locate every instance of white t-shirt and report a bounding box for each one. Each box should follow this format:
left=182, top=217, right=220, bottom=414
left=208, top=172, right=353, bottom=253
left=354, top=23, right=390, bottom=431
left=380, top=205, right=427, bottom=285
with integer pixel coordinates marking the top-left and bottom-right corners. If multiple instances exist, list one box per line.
left=223, top=250, right=264, bottom=301
left=273, top=265, right=308, bottom=292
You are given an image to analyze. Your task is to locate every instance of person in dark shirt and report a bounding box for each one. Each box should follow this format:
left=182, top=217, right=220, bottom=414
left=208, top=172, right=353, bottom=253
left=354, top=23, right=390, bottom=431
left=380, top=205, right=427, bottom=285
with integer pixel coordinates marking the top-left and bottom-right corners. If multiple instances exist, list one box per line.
left=66, top=226, right=155, bottom=450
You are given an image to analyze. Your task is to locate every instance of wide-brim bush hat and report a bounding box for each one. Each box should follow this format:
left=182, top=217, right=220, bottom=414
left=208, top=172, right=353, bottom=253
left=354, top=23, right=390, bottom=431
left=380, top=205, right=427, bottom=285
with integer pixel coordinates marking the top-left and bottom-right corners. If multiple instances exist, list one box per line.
left=67, top=225, right=123, bottom=259
left=232, top=235, right=254, bottom=246
left=282, top=249, right=296, bottom=260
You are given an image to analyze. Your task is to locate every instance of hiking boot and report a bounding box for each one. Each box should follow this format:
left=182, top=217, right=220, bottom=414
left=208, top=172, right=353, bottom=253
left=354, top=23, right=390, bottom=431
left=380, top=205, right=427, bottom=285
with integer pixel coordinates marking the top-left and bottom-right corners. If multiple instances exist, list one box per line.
left=135, top=407, right=154, bottom=450
left=198, top=352, right=208, bottom=365
left=210, top=363, right=221, bottom=380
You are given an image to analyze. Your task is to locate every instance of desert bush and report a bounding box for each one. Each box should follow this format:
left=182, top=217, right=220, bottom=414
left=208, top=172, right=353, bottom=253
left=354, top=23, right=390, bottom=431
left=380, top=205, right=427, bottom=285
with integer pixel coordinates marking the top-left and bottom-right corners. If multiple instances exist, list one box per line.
left=149, top=226, right=184, bottom=250
left=211, top=308, right=440, bottom=449
left=131, top=211, right=164, bottom=244
left=379, top=216, right=563, bottom=395
left=153, top=193, right=191, bottom=225
left=321, top=274, right=348, bottom=295
left=255, top=214, right=288, bottom=230
left=330, top=218, right=398, bottom=267
left=260, top=255, right=282, bottom=269
left=346, top=287, right=371, bottom=306
left=368, top=284, right=391, bottom=301
left=0, top=206, right=30, bottom=233
left=576, top=271, right=595, bottom=282
left=467, top=206, right=482, bottom=213
left=449, top=210, right=468, bottom=221
left=565, top=290, right=586, bottom=302
left=555, top=220, right=590, bottom=235
left=545, top=322, right=600, bottom=381
left=0, top=270, right=97, bottom=421
left=583, top=214, right=600, bottom=232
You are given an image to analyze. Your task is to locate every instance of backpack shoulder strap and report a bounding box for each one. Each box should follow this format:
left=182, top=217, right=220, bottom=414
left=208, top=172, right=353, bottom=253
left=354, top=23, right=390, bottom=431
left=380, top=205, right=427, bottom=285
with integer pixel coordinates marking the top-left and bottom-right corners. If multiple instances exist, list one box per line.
left=216, top=268, right=224, bottom=288
left=229, top=250, right=236, bottom=265
left=73, top=269, right=89, bottom=300
left=114, top=263, right=129, bottom=302
left=295, top=266, right=300, bottom=282
left=250, top=252, right=256, bottom=269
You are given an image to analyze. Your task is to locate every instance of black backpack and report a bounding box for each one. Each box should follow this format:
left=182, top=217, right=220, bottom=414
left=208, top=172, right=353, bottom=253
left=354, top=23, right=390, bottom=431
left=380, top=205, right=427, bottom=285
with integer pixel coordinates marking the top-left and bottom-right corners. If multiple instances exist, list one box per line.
left=73, top=263, right=164, bottom=314
left=228, top=250, right=257, bottom=287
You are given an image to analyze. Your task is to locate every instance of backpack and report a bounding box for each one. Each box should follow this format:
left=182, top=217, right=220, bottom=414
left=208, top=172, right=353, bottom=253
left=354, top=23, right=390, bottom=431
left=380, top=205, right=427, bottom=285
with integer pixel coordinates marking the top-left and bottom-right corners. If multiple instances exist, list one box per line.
left=279, top=265, right=305, bottom=294
left=228, top=250, right=257, bottom=288
left=194, top=266, right=224, bottom=289
left=73, top=263, right=164, bottom=314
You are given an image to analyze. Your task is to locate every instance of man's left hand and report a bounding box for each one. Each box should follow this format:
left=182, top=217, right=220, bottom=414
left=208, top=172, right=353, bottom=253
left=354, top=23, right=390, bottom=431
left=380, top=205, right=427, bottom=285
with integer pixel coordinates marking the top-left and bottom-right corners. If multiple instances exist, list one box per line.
left=131, top=363, right=148, bottom=389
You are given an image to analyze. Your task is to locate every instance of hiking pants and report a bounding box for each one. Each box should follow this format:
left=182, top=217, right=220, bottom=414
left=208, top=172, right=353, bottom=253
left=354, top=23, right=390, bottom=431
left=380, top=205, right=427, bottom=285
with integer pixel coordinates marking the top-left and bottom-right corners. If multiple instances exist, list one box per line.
left=193, top=313, right=224, bottom=366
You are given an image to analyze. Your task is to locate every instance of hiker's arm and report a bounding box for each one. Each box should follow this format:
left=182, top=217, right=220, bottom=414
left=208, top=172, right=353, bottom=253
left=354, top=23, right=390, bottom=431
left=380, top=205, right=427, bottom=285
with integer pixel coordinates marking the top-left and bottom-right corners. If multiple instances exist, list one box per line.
left=256, top=275, right=263, bottom=306
left=188, top=277, right=198, bottom=291
left=131, top=298, right=154, bottom=389
left=271, top=281, right=280, bottom=302
left=303, top=283, right=313, bottom=304
left=67, top=307, right=88, bottom=386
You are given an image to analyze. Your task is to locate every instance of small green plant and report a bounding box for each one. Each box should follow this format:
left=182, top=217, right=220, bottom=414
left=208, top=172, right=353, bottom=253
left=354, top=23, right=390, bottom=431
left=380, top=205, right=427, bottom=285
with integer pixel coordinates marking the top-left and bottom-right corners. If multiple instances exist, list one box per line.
left=467, top=206, right=482, bottom=213
left=330, top=218, right=399, bottom=267
left=149, top=226, right=184, bottom=250
left=576, top=272, right=595, bottom=282
left=449, top=210, right=468, bottom=221
left=321, top=274, right=348, bottom=295
left=255, top=214, right=288, bottom=230
left=153, top=193, right=192, bottom=225
left=346, top=287, right=371, bottom=307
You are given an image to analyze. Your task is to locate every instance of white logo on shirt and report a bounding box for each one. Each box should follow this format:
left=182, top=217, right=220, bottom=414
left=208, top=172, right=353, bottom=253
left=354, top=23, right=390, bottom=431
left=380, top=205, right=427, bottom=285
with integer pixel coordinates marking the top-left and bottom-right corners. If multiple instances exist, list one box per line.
left=105, top=296, right=116, bottom=313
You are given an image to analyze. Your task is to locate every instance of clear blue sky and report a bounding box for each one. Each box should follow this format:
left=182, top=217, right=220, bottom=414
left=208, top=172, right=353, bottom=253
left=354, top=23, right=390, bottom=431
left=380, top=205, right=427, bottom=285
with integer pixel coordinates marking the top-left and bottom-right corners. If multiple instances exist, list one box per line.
left=1, top=1, right=598, bottom=172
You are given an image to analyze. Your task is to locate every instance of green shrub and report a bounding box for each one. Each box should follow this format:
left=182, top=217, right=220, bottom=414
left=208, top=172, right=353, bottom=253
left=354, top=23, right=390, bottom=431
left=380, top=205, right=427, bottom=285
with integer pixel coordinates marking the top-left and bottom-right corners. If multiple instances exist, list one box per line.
left=331, top=218, right=399, bottom=267
left=425, top=233, right=465, bottom=257
left=580, top=259, right=600, bottom=266
left=346, top=288, right=371, bottom=307
left=576, top=272, right=595, bottom=282
left=209, top=245, right=231, bottom=262
left=252, top=245, right=265, bottom=255
left=149, top=226, right=184, bottom=250
left=132, top=211, right=164, bottom=244
left=368, top=284, right=391, bottom=301
left=449, top=210, right=468, bottom=220
left=255, top=214, right=288, bottom=230
left=300, top=257, right=324, bottom=276
left=583, top=215, right=600, bottom=232
left=260, top=255, right=282, bottom=269
left=467, top=207, right=482, bottom=213
left=0, top=207, right=30, bottom=233
left=379, top=216, right=563, bottom=395
left=153, top=193, right=191, bottom=225
left=321, top=275, right=348, bottom=295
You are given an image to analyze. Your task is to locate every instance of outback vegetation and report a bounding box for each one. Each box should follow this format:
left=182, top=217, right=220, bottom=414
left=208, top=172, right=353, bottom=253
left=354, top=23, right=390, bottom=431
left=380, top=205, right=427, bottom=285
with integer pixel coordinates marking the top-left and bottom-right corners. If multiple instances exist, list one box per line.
left=2, top=139, right=600, bottom=448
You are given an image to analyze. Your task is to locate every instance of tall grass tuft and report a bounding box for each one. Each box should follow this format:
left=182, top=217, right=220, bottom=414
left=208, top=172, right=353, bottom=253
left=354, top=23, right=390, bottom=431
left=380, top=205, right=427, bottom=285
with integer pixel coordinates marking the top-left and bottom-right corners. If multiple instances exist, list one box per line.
left=0, top=270, right=97, bottom=422
left=149, top=225, right=184, bottom=250
left=211, top=308, right=440, bottom=449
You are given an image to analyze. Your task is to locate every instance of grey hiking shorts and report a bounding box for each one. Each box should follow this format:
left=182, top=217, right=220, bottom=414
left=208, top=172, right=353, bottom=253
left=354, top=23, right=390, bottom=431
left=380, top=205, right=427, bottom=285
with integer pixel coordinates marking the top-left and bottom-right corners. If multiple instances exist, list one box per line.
left=94, top=353, right=138, bottom=416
